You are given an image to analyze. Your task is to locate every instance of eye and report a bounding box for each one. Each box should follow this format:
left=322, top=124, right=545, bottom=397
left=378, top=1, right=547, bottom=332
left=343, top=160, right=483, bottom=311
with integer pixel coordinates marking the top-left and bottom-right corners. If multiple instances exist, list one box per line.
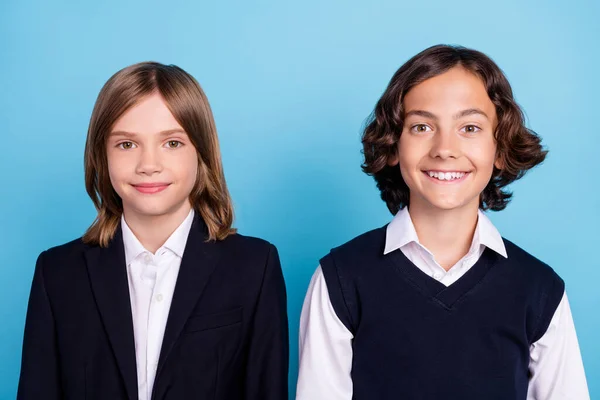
left=461, top=125, right=481, bottom=134
left=165, top=140, right=183, bottom=149
left=411, top=124, right=433, bottom=134
left=117, top=141, right=136, bottom=150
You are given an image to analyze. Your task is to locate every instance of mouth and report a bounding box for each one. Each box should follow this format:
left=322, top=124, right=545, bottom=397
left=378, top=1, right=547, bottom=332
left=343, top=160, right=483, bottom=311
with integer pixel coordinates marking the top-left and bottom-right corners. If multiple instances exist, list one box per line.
left=131, top=183, right=171, bottom=194
left=422, top=170, right=470, bottom=183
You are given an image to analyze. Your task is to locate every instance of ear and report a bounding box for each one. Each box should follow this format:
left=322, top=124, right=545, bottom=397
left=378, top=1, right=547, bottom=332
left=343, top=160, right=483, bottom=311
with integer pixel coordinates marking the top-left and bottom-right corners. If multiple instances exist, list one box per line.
left=494, top=155, right=504, bottom=170
left=387, top=147, right=400, bottom=167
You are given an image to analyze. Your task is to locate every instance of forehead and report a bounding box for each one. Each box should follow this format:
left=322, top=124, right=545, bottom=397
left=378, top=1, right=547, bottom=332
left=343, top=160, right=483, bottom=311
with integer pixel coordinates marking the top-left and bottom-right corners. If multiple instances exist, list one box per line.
left=403, top=67, right=496, bottom=118
left=111, top=92, right=183, bottom=134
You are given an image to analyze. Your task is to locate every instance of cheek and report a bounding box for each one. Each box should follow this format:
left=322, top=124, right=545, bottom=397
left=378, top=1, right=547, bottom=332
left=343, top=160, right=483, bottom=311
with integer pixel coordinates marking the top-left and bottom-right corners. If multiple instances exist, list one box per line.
left=176, top=149, right=199, bottom=186
left=469, top=141, right=497, bottom=175
left=106, top=151, right=127, bottom=185
left=397, top=136, right=422, bottom=177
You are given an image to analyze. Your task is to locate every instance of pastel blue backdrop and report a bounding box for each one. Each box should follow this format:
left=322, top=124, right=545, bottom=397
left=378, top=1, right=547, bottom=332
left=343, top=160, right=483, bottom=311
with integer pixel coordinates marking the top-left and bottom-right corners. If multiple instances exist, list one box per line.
left=1, top=0, right=598, bottom=398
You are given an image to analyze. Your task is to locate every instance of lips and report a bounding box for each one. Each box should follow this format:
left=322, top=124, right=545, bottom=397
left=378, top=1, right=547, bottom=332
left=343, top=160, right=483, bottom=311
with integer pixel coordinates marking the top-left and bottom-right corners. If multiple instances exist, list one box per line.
left=132, top=183, right=170, bottom=194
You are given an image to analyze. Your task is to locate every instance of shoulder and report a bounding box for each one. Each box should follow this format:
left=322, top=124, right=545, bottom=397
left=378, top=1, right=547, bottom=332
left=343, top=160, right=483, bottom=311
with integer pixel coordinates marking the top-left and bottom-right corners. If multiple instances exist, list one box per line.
left=502, top=238, right=565, bottom=292
left=503, top=239, right=562, bottom=278
left=215, top=233, right=280, bottom=278
left=209, top=233, right=285, bottom=297
left=320, top=226, right=387, bottom=275
left=325, top=226, right=387, bottom=262
left=219, top=232, right=275, bottom=258
left=39, top=237, right=87, bottom=267
left=33, top=237, right=89, bottom=287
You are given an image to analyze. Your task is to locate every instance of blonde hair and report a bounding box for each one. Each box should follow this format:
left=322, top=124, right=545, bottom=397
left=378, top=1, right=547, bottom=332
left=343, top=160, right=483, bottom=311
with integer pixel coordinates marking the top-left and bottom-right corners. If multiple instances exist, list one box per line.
left=83, top=62, right=236, bottom=247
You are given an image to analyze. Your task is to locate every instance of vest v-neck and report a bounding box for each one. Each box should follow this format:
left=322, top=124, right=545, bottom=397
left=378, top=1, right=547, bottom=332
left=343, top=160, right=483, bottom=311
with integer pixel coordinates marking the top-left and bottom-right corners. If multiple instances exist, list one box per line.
left=387, top=247, right=501, bottom=309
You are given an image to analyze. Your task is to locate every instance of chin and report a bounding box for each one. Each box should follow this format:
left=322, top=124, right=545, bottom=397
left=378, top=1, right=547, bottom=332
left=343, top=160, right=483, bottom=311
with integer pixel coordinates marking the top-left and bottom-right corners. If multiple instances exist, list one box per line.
left=428, top=203, right=462, bottom=211
left=126, top=201, right=174, bottom=218
left=423, top=196, right=472, bottom=211
left=133, top=208, right=172, bottom=218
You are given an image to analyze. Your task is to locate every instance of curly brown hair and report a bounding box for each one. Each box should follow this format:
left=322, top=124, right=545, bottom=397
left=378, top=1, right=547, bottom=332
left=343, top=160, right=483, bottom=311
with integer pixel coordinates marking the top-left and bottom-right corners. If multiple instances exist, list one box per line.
left=362, top=45, right=547, bottom=214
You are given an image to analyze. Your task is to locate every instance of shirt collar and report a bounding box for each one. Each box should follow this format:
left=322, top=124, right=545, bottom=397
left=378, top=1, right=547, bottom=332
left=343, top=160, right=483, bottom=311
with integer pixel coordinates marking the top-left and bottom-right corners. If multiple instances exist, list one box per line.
left=121, top=209, right=195, bottom=265
left=384, top=207, right=507, bottom=258
left=476, top=210, right=507, bottom=258
left=384, top=207, right=420, bottom=255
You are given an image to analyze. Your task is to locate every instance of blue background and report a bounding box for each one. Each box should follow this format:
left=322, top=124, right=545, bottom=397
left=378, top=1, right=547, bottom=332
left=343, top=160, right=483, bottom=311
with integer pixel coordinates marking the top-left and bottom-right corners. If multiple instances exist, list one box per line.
left=1, top=0, right=599, bottom=398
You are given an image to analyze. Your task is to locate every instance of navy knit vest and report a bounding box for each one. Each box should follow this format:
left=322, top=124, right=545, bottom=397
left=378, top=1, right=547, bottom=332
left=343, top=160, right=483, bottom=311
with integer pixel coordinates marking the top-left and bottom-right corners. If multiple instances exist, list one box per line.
left=320, top=226, right=564, bottom=400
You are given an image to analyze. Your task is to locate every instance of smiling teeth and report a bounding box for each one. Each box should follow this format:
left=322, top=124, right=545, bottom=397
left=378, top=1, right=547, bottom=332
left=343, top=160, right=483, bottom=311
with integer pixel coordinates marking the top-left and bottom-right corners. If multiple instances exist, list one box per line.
left=428, top=171, right=466, bottom=181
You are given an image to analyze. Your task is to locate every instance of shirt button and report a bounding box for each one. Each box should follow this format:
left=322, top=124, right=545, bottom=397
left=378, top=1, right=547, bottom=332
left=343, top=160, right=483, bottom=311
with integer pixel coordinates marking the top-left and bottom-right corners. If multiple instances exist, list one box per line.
left=144, top=254, right=152, bottom=264
left=433, top=272, right=443, bottom=280
left=156, top=294, right=163, bottom=302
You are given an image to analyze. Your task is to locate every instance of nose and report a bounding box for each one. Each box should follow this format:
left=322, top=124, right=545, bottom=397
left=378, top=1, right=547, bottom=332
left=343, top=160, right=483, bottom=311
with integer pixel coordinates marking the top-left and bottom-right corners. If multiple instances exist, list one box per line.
left=429, top=129, right=460, bottom=160
left=136, top=146, right=162, bottom=175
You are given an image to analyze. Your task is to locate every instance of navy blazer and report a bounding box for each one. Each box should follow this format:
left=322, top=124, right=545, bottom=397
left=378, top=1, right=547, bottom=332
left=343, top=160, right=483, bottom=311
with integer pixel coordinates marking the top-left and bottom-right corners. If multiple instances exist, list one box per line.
left=18, top=215, right=289, bottom=400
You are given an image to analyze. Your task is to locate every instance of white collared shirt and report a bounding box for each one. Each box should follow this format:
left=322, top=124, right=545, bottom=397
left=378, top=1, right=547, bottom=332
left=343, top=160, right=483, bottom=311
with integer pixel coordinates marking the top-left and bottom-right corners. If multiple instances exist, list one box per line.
left=296, top=208, right=589, bottom=400
left=121, top=209, right=194, bottom=400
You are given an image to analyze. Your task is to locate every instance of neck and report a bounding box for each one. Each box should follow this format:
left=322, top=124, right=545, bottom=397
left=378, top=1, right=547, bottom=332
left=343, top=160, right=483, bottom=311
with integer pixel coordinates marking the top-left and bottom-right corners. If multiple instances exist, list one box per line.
left=122, top=201, right=192, bottom=254
left=408, top=199, right=479, bottom=271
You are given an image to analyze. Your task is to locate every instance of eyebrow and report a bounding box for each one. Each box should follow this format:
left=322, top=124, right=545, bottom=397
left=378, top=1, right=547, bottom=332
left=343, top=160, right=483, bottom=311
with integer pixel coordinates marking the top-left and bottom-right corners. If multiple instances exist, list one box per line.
left=109, top=129, right=187, bottom=138
left=404, top=110, right=438, bottom=120
left=454, top=108, right=489, bottom=120
left=404, top=108, right=489, bottom=121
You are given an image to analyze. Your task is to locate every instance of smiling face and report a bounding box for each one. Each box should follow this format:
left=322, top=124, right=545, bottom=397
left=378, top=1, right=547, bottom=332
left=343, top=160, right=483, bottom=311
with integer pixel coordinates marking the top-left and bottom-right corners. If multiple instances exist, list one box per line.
left=106, top=92, right=199, bottom=222
left=389, top=66, right=500, bottom=213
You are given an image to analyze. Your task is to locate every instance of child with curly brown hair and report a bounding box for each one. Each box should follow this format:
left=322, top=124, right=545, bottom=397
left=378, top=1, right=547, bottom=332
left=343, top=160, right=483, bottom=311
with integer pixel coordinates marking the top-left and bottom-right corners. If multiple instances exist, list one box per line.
left=296, top=45, right=589, bottom=400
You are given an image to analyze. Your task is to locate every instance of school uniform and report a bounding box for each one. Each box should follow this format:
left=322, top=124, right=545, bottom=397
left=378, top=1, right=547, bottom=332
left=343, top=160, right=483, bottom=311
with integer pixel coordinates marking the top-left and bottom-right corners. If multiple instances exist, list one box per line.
left=18, top=210, right=289, bottom=400
left=296, top=208, right=589, bottom=399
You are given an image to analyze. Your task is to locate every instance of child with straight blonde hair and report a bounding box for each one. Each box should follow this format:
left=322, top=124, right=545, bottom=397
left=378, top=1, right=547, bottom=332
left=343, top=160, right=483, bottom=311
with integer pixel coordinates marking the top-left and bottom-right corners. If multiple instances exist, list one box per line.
left=19, top=62, right=288, bottom=400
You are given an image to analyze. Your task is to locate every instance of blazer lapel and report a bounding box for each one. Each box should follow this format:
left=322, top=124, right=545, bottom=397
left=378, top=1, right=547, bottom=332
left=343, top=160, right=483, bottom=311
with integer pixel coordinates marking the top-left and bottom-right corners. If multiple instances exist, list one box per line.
left=154, top=215, right=221, bottom=383
left=85, top=227, right=138, bottom=400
